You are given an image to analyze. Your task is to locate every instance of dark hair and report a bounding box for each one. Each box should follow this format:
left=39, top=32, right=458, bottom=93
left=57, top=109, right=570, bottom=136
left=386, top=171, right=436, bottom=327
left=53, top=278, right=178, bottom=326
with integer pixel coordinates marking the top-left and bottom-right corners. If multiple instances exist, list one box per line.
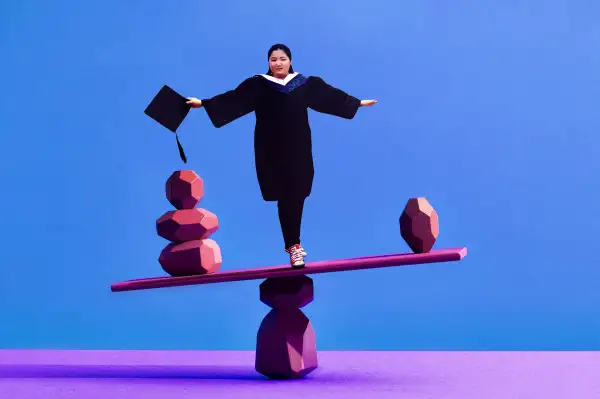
left=266, top=43, right=294, bottom=75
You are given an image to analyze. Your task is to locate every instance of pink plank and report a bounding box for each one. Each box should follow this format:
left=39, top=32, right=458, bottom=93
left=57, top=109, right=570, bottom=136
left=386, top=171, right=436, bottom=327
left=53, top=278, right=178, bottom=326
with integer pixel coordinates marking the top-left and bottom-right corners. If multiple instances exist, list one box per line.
left=111, top=247, right=467, bottom=293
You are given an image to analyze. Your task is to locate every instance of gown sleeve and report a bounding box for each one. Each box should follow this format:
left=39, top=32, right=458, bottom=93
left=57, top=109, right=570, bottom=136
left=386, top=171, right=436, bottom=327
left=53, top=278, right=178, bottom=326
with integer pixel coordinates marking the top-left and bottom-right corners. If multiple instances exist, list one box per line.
left=306, top=76, right=361, bottom=119
left=202, top=77, right=260, bottom=128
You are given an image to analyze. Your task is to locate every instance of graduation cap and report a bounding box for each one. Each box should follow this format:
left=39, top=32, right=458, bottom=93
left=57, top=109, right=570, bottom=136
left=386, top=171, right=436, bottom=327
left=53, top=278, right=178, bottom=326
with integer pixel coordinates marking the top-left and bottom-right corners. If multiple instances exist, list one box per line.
left=144, top=85, right=191, bottom=163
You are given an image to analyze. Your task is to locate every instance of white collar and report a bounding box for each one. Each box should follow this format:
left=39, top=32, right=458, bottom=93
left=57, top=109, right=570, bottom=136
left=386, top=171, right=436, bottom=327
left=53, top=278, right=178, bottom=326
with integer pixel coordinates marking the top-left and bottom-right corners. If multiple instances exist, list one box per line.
left=259, top=72, right=299, bottom=86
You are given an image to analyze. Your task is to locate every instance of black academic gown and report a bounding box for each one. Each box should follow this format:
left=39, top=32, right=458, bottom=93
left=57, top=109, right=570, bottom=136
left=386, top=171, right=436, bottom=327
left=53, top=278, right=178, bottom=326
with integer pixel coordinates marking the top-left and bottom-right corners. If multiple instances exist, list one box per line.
left=202, top=74, right=361, bottom=202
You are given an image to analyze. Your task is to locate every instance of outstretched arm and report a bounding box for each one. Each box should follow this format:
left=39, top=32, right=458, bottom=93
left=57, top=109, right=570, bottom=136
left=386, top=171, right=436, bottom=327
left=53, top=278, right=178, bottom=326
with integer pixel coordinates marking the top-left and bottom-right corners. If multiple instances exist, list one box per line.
left=187, top=77, right=259, bottom=128
left=307, top=76, right=376, bottom=119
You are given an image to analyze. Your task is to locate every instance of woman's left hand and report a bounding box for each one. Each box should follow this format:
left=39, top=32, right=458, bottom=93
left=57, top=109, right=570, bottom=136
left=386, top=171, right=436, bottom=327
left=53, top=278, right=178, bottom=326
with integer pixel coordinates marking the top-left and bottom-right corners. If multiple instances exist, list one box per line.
left=360, top=99, right=378, bottom=107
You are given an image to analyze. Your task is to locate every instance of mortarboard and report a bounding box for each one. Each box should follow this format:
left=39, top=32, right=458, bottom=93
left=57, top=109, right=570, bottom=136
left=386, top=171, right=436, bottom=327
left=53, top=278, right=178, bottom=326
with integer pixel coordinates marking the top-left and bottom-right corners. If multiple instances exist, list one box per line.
left=144, top=85, right=191, bottom=163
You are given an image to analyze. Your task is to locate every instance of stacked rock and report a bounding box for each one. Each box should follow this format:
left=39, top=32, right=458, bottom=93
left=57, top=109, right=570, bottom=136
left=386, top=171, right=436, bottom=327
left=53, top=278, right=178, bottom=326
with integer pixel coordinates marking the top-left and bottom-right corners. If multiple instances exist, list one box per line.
left=399, top=197, right=440, bottom=253
left=255, top=275, right=317, bottom=379
left=156, top=170, right=222, bottom=277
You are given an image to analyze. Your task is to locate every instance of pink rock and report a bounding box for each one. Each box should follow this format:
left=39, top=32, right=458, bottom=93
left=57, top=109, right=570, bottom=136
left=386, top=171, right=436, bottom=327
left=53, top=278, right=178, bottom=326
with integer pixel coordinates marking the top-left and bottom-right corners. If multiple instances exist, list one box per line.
left=259, top=276, right=314, bottom=310
left=158, top=239, right=222, bottom=277
left=400, top=197, right=440, bottom=253
left=156, top=208, right=219, bottom=242
left=165, top=170, right=204, bottom=210
left=255, top=308, right=318, bottom=379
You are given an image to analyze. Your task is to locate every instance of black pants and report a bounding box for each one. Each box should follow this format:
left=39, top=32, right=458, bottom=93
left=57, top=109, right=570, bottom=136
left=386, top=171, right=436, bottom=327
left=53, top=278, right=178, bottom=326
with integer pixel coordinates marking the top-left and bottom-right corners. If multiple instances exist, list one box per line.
left=277, top=197, right=305, bottom=249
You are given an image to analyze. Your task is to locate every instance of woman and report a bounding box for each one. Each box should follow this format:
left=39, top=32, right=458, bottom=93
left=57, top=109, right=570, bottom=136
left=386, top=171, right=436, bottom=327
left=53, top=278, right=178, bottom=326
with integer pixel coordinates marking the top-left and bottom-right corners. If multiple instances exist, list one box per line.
left=186, top=44, right=377, bottom=268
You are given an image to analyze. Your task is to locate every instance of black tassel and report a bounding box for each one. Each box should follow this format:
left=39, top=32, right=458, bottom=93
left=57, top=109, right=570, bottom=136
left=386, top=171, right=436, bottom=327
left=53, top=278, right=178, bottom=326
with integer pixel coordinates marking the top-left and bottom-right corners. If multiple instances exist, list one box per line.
left=176, top=134, right=187, bottom=163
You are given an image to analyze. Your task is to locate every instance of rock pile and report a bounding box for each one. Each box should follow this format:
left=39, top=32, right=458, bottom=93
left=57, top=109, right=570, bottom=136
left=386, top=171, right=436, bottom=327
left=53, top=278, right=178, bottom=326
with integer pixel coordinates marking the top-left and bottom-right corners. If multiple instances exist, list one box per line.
left=157, top=170, right=222, bottom=276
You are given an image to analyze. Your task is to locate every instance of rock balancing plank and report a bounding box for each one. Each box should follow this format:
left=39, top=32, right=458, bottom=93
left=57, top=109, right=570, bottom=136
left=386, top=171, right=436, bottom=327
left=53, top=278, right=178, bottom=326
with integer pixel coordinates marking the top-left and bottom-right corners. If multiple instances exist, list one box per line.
left=111, top=167, right=468, bottom=380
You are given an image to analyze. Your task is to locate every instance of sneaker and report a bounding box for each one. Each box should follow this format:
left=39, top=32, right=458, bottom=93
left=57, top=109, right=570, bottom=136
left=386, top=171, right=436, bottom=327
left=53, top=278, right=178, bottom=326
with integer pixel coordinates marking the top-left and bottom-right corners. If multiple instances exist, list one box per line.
left=285, top=244, right=307, bottom=257
left=285, top=244, right=305, bottom=268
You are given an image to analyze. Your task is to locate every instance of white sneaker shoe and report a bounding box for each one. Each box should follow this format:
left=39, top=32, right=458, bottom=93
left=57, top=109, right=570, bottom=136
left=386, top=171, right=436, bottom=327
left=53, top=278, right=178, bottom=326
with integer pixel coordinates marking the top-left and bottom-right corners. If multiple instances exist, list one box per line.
left=285, top=244, right=306, bottom=268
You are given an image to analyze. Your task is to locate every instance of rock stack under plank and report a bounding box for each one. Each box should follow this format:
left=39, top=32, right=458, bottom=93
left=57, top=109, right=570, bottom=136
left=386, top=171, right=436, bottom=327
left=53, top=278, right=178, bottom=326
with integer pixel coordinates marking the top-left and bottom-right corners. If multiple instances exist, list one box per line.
left=255, top=275, right=318, bottom=379
left=157, top=170, right=222, bottom=276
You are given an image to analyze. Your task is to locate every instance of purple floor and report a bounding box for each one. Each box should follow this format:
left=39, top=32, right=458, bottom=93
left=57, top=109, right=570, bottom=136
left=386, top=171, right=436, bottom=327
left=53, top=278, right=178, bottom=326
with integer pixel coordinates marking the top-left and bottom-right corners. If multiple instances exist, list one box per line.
left=0, top=350, right=598, bottom=398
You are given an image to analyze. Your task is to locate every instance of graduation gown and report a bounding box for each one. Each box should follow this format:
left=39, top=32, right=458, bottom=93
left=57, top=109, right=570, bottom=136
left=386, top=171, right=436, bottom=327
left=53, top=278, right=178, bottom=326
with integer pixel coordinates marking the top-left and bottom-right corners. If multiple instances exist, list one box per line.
left=202, top=73, right=361, bottom=201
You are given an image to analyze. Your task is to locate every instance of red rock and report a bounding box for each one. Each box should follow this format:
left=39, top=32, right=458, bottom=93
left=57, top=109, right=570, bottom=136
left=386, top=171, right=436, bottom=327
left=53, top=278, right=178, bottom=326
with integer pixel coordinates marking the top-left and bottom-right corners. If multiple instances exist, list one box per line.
left=156, top=208, right=219, bottom=242
left=255, top=308, right=318, bottom=379
left=158, top=239, right=222, bottom=277
left=165, top=170, right=204, bottom=210
left=260, top=276, right=314, bottom=310
left=400, top=197, right=439, bottom=253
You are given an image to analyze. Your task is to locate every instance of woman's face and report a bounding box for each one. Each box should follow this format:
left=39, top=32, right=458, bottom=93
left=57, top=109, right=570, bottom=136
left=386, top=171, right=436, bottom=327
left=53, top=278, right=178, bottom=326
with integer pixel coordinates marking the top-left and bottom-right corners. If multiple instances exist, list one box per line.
left=269, top=49, right=291, bottom=78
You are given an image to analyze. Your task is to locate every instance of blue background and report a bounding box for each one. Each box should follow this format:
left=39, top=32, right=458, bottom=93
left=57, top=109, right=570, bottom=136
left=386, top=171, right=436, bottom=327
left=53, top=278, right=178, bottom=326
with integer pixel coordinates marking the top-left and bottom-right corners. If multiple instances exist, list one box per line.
left=1, top=1, right=598, bottom=350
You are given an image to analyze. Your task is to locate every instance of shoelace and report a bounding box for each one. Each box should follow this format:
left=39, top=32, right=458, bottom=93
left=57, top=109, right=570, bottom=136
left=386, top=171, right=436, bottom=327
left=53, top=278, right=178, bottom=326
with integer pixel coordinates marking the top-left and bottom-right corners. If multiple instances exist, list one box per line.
left=289, top=246, right=304, bottom=262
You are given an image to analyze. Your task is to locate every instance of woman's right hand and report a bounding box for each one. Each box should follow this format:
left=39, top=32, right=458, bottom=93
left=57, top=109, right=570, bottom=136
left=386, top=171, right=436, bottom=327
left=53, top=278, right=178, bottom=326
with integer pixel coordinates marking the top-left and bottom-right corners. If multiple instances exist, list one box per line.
left=186, top=97, right=203, bottom=108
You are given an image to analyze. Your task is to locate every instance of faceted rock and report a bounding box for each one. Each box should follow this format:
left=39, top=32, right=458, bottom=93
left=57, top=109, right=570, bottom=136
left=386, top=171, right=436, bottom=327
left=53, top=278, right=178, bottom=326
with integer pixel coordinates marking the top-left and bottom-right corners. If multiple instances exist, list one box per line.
left=166, top=170, right=204, bottom=210
left=156, top=208, right=219, bottom=242
left=400, top=197, right=439, bottom=253
left=260, top=276, right=314, bottom=310
left=159, top=239, right=222, bottom=277
left=255, top=309, right=318, bottom=379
